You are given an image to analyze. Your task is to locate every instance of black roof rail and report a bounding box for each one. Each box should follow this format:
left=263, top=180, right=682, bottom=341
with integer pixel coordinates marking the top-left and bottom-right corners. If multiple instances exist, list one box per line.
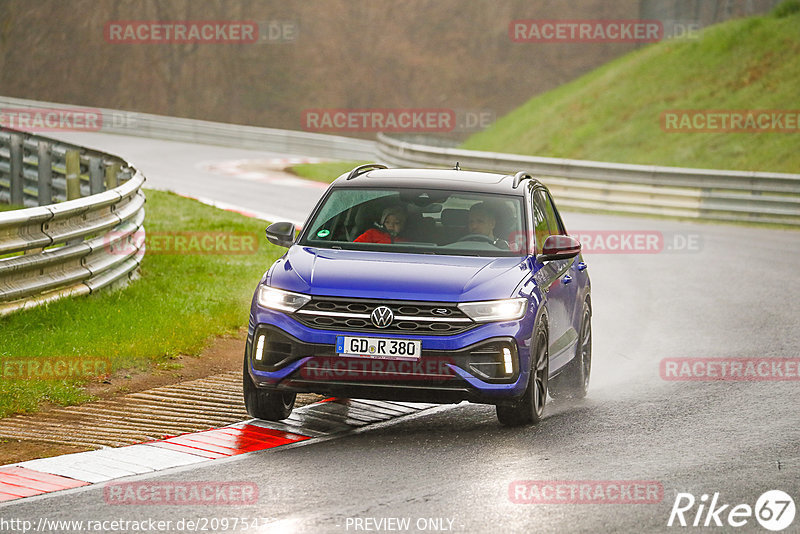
left=511, top=171, right=534, bottom=189
left=346, top=163, right=388, bottom=180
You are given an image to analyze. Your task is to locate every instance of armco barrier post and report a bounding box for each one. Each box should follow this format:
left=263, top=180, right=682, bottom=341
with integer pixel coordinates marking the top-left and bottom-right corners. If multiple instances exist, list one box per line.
left=9, top=134, right=23, bottom=206
left=105, top=162, right=120, bottom=189
left=65, top=150, right=81, bottom=200
left=89, top=157, right=104, bottom=195
left=37, top=141, right=53, bottom=205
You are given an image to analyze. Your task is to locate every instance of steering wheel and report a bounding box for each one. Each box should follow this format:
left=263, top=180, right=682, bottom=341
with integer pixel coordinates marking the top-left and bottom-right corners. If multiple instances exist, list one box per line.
left=457, top=233, right=496, bottom=244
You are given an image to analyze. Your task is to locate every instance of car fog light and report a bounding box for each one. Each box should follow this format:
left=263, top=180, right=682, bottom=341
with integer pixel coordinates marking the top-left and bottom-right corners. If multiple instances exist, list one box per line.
left=503, top=347, right=513, bottom=374
left=255, top=334, right=266, bottom=361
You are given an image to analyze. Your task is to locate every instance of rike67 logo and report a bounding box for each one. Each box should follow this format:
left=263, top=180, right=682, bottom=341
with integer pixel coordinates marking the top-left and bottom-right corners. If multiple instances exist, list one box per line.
left=668, top=490, right=796, bottom=531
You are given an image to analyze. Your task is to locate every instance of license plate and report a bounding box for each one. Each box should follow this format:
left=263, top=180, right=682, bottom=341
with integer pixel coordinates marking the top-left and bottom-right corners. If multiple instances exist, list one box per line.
left=336, top=336, right=422, bottom=360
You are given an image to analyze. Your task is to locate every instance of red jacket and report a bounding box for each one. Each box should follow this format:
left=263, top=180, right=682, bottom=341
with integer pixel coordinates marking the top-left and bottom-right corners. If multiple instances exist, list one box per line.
left=354, top=228, right=407, bottom=244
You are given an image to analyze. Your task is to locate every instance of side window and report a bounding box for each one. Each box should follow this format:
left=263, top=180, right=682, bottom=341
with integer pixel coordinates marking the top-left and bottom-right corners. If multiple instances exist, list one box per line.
left=532, top=190, right=550, bottom=254
left=542, top=191, right=564, bottom=235
left=533, top=189, right=564, bottom=254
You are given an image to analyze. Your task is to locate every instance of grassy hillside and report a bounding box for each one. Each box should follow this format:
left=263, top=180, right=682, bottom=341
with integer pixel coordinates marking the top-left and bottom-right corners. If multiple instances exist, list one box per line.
left=462, top=5, right=800, bottom=174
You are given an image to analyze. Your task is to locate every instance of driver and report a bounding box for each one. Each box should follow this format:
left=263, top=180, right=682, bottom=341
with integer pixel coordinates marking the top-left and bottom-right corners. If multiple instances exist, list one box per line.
left=355, top=205, right=408, bottom=244
left=467, top=202, right=509, bottom=249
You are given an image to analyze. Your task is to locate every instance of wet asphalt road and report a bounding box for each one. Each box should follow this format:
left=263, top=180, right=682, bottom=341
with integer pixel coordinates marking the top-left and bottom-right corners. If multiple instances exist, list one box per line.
left=1, top=133, right=799, bottom=533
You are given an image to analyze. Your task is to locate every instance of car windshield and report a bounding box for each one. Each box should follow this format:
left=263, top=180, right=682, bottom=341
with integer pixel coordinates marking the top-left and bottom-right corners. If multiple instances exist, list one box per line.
left=299, top=188, right=528, bottom=257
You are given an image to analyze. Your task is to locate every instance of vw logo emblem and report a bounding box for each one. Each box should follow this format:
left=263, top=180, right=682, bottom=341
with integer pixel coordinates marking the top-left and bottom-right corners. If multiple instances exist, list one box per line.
left=370, top=306, right=394, bottom=328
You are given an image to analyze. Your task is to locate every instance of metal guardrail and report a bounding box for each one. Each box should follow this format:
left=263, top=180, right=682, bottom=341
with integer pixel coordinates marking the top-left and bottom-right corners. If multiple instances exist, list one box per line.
left=0, top=128, right=146, bottom=316
left=376, top=134, right=800, bottom=226
left=0, top=96, right=376, bottom=161
left=3, top=96, right=796, bottom=226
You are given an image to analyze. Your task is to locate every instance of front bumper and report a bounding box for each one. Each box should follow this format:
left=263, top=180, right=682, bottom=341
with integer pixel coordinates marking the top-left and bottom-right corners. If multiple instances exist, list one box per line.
left=245, top=308, right=535, bottom=405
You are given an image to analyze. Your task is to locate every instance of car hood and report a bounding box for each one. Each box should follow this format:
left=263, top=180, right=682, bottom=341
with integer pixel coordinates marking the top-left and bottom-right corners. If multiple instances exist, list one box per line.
left=266, top=247, right=529, bottom=302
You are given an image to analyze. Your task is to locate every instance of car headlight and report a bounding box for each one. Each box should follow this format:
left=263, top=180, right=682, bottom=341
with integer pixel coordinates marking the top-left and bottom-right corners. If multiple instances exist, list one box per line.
left=457, top=298, right=527, bottom=322
left=257, top=286, right=311, bottom=313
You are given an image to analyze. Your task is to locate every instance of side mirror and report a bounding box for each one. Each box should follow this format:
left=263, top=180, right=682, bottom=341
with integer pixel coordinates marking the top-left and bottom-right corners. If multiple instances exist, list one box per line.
left=265, top=222, right=296, bottom=248
left=539, top=234, right=581, bottom=262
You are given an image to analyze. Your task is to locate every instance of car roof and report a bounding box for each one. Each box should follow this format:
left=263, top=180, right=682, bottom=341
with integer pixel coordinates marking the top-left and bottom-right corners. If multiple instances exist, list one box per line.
left=331, top=167, right=543, bottom=195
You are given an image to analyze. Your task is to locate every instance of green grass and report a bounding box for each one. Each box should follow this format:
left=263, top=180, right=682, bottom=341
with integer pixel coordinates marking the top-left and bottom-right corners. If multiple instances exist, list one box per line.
left=287, top=160, right=370, bottom=183
left=0, top=190, right=284, bottom=418
left=462, top=7, right=800, bottom=174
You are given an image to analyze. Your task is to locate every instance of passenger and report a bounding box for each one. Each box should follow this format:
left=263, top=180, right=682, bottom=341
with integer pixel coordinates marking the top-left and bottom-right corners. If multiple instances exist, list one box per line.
left=467, top=202, right=509, bottom=249
left=355, top=205, right=408, bottom=244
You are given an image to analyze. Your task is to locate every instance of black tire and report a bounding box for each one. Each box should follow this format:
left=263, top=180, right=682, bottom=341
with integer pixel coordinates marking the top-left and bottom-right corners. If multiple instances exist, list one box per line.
left=496, top=319, right=549, bottom=426
left=242, top=356, right=296, bottom=421
left=549, top=300, right=592, bottom=400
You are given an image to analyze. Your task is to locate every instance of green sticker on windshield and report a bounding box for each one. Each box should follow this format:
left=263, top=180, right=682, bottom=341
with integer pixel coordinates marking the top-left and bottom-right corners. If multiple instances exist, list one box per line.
left=317, top=229, right=331, bottom=238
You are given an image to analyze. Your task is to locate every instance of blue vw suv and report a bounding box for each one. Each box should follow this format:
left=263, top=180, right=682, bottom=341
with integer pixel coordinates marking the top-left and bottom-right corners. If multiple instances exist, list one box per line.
left=244, top=164, right=591, bottom=426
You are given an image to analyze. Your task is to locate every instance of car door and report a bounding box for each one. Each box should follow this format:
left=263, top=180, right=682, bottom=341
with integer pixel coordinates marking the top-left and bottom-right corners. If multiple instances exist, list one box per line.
left=532, top=189, right=579, bottom=370
left=546, top=190, right=586, bottom=349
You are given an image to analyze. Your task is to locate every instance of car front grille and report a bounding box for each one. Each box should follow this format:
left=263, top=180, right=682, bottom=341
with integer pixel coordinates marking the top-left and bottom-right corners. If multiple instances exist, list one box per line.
left=294, top=296, right=475, bottom=336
